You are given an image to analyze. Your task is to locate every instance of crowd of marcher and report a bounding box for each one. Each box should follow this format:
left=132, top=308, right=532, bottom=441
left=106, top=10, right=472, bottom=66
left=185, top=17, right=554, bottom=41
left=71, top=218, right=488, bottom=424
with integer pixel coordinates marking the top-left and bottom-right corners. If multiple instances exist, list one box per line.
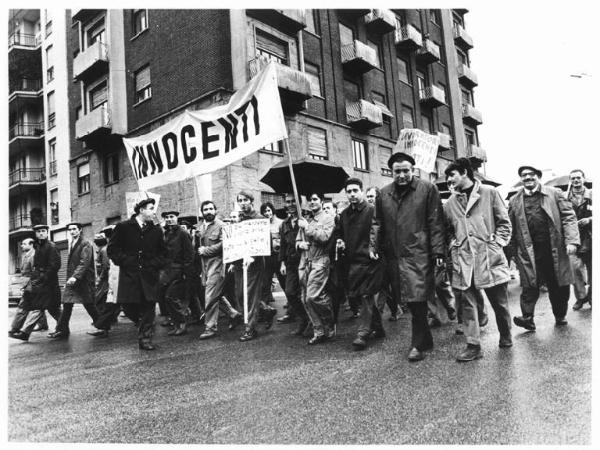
left=9, top=153, right=592, bottom=362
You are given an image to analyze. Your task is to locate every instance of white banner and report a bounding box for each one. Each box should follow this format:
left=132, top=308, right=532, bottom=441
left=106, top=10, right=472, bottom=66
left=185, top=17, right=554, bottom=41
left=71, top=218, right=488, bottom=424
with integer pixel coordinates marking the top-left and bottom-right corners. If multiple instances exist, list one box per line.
left=222, top=219, right=271, bottom=263
left=125, top=191, right=161, bottom=215
left=194, top=174, right=213, bottom=203
left=123, top=63, right=288, bottom=191
left=393, top=128, right=440, bottom=173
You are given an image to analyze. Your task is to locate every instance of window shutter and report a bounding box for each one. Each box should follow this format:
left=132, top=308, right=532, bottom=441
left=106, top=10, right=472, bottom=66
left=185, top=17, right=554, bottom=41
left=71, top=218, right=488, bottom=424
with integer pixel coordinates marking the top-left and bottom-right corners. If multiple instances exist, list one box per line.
left=136, top=66, right=151, bottom=90
left=256, top=30, right=287, bottom=61
left=308, top=127, right=328, bottom=158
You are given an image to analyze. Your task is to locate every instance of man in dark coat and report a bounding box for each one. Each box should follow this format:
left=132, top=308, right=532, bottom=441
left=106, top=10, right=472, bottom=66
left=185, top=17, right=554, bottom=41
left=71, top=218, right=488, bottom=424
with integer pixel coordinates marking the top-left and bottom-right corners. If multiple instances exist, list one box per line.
left=509, top=166, right=580, bottom=331
left=49, top=222, right=100, bottom=339
left=11, top=225, right=62, bottom=341
left=370, top=153, right=446, bottom=362
left=336, top=178, right=384, bottom=350
left=107, top=198, right=167, bottom=350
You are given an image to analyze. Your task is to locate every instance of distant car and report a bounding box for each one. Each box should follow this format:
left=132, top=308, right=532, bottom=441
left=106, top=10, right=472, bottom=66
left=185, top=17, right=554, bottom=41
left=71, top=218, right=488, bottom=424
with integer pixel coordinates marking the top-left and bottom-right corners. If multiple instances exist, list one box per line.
left=8, top=273, right=27, bottom=306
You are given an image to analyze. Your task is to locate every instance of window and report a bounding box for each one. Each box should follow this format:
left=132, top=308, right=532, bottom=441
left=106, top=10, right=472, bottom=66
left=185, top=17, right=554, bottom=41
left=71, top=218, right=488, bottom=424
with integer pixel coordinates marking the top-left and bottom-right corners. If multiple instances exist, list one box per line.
left=134, top=66, right=151, bottom=104
left=397, top=57, right=411, bottom=85
left=461, top=88, right=472, bottom=106
left=456, top=49, right=468, bottom=66
left=442, top=123, right=454, bottom=148
left=261, top=192, right=286, bottom=211
left=76, top=106, right=82, bottom=121
left=49, top=139, right=57, bottom=176
left=77, top=163, right=90, bottom=195
left=380, top=146, right=392, bottom=176
left=308, top=127, right=328, bottom=160
left=429, top=10, right=440, bottom=25
left=343, top=79, right=360, bottom=103
left=438, top=83, right=448, bottom=104
left=132, top=9, right=148, bottom=35
left=305, top=10, right=319, bottom=35
left=87, top=17, right=106, bottom=48
left=367, top=40, right=381, bottom=68
left=46, top=45, right=54, bottom=81
left=45, top=20, right=53, bottom=37
left=304, top=62, right=322, bottom=96
left=47, top=91, right=56, bottom=129
left=421, top=114, right=433, bottom=133
left=339, top=22, right=354, bottom=46
left=352, top=139, right=369, bottom=171
left=256, top=29, right=288, bottom=65
left=103, top=153, right=119, bottom=185
left=402, top=105, right=414, bottom=128
left=89, top=81, right=108, bottom=110
left=465, top=129, right=476, bottom=147
left=261, top=142, right=283, bottom=154
left=417, top=70, right=427, bottom=93
left=50, top=189, right=59, bottom=224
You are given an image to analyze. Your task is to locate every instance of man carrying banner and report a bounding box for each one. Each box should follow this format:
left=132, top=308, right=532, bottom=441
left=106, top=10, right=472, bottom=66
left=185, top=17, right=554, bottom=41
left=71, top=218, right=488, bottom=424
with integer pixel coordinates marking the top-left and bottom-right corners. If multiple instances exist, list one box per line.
left=108, top=198, right=167, bottom=350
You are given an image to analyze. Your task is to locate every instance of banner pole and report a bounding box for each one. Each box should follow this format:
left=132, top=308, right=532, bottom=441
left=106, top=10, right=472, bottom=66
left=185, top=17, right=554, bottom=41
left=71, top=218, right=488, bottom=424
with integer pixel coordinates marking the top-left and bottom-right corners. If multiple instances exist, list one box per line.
left=283, top=138, right=302, bottom=219
left=191, top=176, right=202, bottom=229
left=243, top=256, right=249, bottom=325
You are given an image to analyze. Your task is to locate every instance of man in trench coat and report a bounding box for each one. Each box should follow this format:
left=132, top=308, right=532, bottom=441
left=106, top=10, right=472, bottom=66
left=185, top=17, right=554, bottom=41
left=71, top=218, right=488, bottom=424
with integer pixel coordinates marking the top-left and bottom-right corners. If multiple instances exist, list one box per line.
left=509, top=165, right=580, bottom=330
left=370, top=152, right=446, bottom=362
left=107, top=198, right=167, bottom=350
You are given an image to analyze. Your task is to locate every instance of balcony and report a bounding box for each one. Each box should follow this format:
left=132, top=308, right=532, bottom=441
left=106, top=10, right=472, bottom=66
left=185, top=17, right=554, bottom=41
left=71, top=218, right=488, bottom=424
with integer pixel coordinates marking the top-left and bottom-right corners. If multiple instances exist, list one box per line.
left=9, top=214, right=32, bottom=234
left=246, top=10, right=306, bottom=35
left=416, top=39, right=441, bottom=64
left=467, top=144, right=487, bottom=163
left=8, top=32, right=41, bottom=50
left=9, top=79, right=43, bottom=113
left=462, top=103, right=483, bottom=126
left=9, top=78, right=42, bottom=96
left=341, top=40, right=379, bottom=74
left=73, top=41, right=109, bottom=82
left=394, top=24, right=423, bottom=51
left=9, top=122, right=45, bottom=141
left=337, top=9, right=371, bottom=20
left=9, top=168, right=46, bottom=194
left=419, top=85, right=446, bottom=108
left=72, top=9, right=104, bottom=23
left=346, top=100, right=383, bottom=131
left=76, top=103, right=111, bottom=141
left=437, top=132, right=452, bottom=150
left=453, top=25, right=473, bottom=50
left=454, top=9, right=469, bottom=15
left=248, top=57, right=312, bottom=114
left=364, top=9, right=396, bottom=34
left=458, top=64, right=478, bottom=88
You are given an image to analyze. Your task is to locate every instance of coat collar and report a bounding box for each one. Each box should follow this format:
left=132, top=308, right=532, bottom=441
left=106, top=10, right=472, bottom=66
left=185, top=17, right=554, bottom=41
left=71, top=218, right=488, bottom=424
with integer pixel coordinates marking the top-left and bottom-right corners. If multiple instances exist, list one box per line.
left=348, top=199, right=368, bottom=213
left=514, top=185, right=558, bottom=228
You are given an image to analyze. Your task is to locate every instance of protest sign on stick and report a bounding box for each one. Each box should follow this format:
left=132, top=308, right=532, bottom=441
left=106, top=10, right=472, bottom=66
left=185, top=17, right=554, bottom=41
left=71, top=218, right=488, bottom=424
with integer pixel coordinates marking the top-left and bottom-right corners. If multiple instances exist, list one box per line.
left=393, top=128, right=440, bottom=174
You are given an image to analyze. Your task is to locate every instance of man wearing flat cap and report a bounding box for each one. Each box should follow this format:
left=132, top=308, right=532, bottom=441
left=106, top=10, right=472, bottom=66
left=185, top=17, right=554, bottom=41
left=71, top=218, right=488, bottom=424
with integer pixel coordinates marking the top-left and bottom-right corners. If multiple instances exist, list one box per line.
left=509, top=165, right=580, bottom=331
left=370, top=152, right=446, bottom=362
left=107, top=198, right=167, bottom=350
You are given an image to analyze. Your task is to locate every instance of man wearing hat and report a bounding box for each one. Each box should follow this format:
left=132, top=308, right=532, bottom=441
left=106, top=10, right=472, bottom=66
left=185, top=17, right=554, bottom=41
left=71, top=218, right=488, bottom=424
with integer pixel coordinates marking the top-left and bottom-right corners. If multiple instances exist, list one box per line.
left=48, top=222, right=100, bottom=339
left=370, top=152, right=446, bottom=361
left=10, top=225, right=62, bottom=341
left=159, top=210, right=194, bottom=336
left=107, top=198, right=167, bottom=350
left=509, top=165, right=580, bottom=331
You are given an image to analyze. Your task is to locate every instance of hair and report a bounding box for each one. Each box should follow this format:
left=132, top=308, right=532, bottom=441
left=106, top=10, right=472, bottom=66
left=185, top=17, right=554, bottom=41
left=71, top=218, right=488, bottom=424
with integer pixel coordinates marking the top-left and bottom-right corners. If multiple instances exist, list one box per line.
left=570, top=169, right=585, bottom=178
left=345, top=177, right=363, bottom=190
left=236, top=190, right=254, bottom=203
left=444, top=157, right=474, bottom=181
left=21, top=238, right=34, bottom=246
left=200, top=200, right=217, bottom=213
left=306, top=191, right=325, bottom=201
left=68, top=223, right=82, bottom=230
left=260, top=202, right=276, bottom=215
left=366, top=186, right=379, bottom=195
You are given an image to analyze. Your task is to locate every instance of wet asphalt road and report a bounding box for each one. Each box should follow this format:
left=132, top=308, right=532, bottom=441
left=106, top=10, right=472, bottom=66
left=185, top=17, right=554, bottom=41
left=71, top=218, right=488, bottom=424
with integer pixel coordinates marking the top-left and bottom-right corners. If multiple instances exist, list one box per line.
left=8, top=279, right=592, bottom=444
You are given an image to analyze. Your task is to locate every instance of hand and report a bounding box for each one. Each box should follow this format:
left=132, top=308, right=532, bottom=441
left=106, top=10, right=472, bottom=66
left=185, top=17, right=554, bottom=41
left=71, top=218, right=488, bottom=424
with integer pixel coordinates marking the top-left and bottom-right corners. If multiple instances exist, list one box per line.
left=198, top=247, right=206, bottom=256
left=280, top=262, right=287, bottom=276
left=297, top=241, right=309, bottom=251
left=336, top=239, right=345, bottom=250
left=578, top=218, right=591, bottom=226
left=243, top=256, right=255, bottom=267
left=369, top=251, right=379, bottom=260
left=297, top=218, right=308, bottom=229
left=566, top=244, right=578, bottom=255
left=227, top=265, right=234, bottom=274
left=66, top=277, right=77, bottom=286
left=435, top=257, right=445, bottom=267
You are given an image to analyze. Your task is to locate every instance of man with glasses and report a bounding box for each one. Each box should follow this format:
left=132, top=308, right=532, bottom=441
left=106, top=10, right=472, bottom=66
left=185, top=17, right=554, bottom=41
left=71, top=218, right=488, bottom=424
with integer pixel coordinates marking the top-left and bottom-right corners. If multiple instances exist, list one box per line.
left=509, top=166, right=579, bottom=331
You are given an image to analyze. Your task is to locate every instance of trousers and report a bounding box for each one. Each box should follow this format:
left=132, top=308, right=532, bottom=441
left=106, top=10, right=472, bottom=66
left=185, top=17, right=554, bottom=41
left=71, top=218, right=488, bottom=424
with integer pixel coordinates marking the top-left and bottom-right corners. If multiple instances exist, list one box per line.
left=56, top=302, right=100, bottom=334
left=355, top=294, right=383, bottom=337
left=407, top=302, right=433, bottom=351
left=299, top=257, right=334, bottom=337
left=570, top=252, right=592, bottom=301
left=462, top=281, right=512, bottom=346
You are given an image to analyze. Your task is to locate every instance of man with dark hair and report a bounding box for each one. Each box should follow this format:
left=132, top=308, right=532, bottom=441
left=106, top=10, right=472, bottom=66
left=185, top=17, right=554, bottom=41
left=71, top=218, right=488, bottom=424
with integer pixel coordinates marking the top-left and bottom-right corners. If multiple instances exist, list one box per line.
left=108, top=198, right=167, bottom=350
left=9, top=238, right=39, bottom=338
left=337, top=178, right=385, bottom=350
left=297, top=191, right=336, bottom=344
left=568, top=169, right=592, bottom=310
left=48, top=222, right=100, bottom=339
left=509, top=166, right=580, bottom=331
left=370, top=152, right=446, bottom=361
left=444, top=158, right=513, bottom=361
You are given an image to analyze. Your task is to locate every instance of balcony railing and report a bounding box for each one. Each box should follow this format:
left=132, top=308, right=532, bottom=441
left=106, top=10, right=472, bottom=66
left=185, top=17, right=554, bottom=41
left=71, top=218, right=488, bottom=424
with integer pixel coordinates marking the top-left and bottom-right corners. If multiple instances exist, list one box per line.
left=246, top=10, right=306, bottom=34
left=394, top=24, right=422, bottom=51
left=462, top=103, right=483, bottom=126
left=73, top=41, right=109, bottom=81
left=458, top=64, right=478, bottom=88
left=9, top=168, right=46, bottom=187
left=453, top=25, right=473, bottom=50
left=9, top=122, right=45, bottom=140
left=9, top=78, right=42, bottom=94
left=341, top=40, right=379, bottom=74
left=9, top=214, right=31, bottom=232
left=419, top=85, right=446, bottom=108
left=8, top=32, right=41, bottom=49
left=364, top=9, right=396, bottom=34
left=76, top=103, right=111, bottom=140
left=467, top=144, right=487, bottom=162
left=416, top=39, right=441, bottom=64
left=346, top=99, right=383, bottom=130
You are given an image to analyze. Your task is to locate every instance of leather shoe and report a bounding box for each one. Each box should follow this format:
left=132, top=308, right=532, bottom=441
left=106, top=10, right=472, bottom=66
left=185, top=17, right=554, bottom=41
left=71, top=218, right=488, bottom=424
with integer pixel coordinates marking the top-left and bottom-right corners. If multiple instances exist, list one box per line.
left=555, top=317, right=568, bottom=326
left=456, top=344, right=483, bottom=362
left=572, top=299, right=586, bottom=310
left=307, top=334, right=328, bottom=345
left=369, top=329, right=386, bottom=339
left=277, top=314, right=295, bottom=324
left=352, top=335, right=367, bottom=350
left=47, top=331, right=69, bottom=339
left=199, top=330, right=216, bottom=340
left=499, top=336, right=513, bottom=348
left=228, top=314, right=243, bottom=330
left=263, top=308, right=277, bottom=330
left=513, top=316, right=536, bottom=331
left=407, top=347, right=424, bottom=362
left=239, top=329, right=258, bottom=342
left=10, top=331, right=29, bottom=341
left=87, top=329, right=109, bottom=338
left=138, top=341, right=156, bottom=351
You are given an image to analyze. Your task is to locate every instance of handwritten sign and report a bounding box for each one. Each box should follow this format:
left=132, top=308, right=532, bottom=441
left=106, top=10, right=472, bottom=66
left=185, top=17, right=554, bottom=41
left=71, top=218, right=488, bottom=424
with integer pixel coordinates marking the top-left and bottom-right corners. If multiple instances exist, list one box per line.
left=222, top=219, right=271, bottom=263
left=393, top=128, right=440, bottom=173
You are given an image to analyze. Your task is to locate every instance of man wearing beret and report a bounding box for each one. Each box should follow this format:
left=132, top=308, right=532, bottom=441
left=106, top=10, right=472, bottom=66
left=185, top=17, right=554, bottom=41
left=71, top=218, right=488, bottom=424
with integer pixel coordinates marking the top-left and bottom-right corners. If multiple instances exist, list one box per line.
left=48, top=222, right=100, bottom=339
left=509, top=166, right=580, bottom=331
left=370, top=153, right=446, bottom=361
left=108, top=198, right=167, bottom=350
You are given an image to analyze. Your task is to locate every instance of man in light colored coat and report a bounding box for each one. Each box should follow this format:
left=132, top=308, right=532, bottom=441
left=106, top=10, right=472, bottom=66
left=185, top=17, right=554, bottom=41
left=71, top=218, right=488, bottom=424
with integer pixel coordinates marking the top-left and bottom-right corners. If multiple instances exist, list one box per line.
left=444, top=159, right=513, bottom=361
left=509, top=166, right=580, bottom=331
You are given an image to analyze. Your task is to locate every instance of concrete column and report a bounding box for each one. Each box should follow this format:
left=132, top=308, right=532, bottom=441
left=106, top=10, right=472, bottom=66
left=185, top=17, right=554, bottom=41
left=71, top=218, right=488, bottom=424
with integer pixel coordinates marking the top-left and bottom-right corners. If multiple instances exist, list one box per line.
left=230, top=10, right=248, bottom=90
left=107, top=9, right=127, bottom=135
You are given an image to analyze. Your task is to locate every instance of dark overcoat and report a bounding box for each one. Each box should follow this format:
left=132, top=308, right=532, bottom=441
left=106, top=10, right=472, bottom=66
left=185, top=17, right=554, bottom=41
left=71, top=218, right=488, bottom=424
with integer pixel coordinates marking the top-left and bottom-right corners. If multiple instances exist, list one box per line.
left=62, top=238, right=95, bottom=304
left=107, top=218, right=167, bottom=304
left=160, top=225, right=194, bottom=286
left=370, top=177, right=446, bottom=303
left=508, top=186, right=580, bottom=288
left=95, top=245, right=110, bottom=303
left=26, top=239, right=61, bottom=310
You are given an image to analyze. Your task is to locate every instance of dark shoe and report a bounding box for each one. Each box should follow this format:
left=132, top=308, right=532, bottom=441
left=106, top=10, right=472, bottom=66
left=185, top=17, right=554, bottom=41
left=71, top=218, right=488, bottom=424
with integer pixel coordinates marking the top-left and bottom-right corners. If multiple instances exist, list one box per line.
left=33, top=324, right=49, bottom=332
left=369, top=329, right=386, bottom=339
left=572, top=300, right=586, bottom=311
left=479, top=315, right=489, bottom=327
left=555, top=317, right=568, bottom=326
left=172, top=323, right=187, bottom=336
left=47, top=331, right=69, bottom=339
left=456, top=344, right=483, bottom=362
left=352, top=335, right=367, bottom=350
left=8, top=330, right=17, bottom=338
left=513, top=316, right=536, bottom=331
left=407, top=347, right=424, bottom=362
left=455, top=326, right=464, bottom=335
left=87, top=329, right=109, bottom=338
left=308, top=334, right=328, bottom=345
left=388, top=312, right=398, bottom=322
left=277, top=314, right=295, bottom=324
left=499, top=336, right=513, bottom=348
left=199, top=330, right=217, bottom=340
left=264, top=308, right=277, bottom=330
left=228, top=313, right=243, bottom=330
left=139, top=341, right=156, bottom=351
left=327, top=325, right=336, bottom=339
left=239, top=329, right=258, bottom=342
left=447, top=308, right=457, bottom=321
left=10, top=331, right=29, bottom=341
left=428, top=317, right=442, bottom=328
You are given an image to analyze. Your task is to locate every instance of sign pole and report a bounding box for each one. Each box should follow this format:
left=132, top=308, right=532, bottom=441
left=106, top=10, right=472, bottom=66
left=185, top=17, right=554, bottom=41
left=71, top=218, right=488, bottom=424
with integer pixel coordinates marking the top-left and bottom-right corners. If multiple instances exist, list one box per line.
left=283, top=138, right=302, bottom=219
left=243, top=256, right=249, bottom=325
